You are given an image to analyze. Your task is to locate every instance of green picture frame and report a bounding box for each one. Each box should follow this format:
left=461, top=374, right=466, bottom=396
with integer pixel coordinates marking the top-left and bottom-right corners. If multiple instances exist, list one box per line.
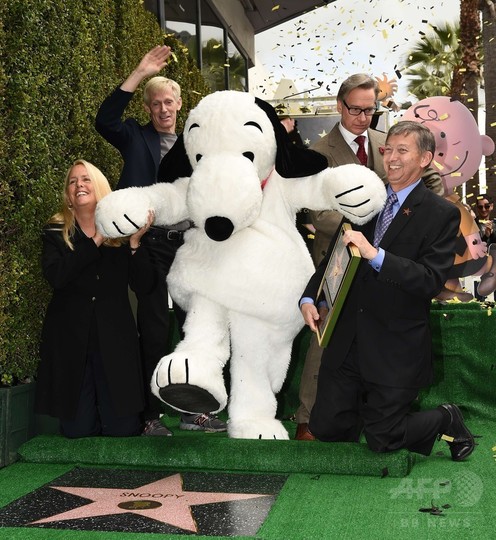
left=315, top=223, right=361, bottom=347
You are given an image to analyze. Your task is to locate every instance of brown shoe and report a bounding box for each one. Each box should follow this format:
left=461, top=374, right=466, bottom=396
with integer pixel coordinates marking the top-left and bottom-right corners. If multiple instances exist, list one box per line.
left=478, top=244, right=496, bottom=296
left=295, top=423, right=316, bottom=441
left=435, top=286, right=473, bottom=302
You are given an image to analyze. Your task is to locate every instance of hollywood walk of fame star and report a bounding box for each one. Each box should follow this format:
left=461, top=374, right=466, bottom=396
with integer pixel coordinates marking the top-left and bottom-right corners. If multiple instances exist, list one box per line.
left=30, top=473, right=271, bottom=533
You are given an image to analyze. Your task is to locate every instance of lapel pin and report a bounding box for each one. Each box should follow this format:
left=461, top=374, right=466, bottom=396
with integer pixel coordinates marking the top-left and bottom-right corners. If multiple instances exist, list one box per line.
left=403, top=208, right=412, bottom=216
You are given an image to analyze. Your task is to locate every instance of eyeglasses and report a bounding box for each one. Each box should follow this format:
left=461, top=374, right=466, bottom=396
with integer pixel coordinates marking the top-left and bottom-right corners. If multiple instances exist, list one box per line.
left=477, top=204, right=492, bottom=210
left=342, top=99, right=377, bottom=117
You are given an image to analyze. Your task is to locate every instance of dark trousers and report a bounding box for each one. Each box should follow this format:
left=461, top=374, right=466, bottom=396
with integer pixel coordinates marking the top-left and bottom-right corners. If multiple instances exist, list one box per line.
left=138, top=228, right=186, bottom=420
left=309, top=341, right=444, bottom=456
left=60, top=352, right=141, bottom=438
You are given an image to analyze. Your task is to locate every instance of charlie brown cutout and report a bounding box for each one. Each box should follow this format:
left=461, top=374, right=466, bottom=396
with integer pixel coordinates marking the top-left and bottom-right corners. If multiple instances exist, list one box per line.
left=403, top=96, right=496, bottom=300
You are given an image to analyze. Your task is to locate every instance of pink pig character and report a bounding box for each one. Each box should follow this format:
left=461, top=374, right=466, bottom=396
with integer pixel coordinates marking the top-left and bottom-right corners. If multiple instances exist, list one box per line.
left=403, top=96, right=496, bottom=300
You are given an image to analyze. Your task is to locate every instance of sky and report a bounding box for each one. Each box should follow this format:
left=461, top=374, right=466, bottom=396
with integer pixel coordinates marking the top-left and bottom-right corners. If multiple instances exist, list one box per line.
left=249, top=0, right=460, bottom=105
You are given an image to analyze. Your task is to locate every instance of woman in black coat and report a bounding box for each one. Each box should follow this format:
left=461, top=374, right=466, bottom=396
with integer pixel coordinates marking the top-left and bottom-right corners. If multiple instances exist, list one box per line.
left=35, top=159, right=155, bottom=438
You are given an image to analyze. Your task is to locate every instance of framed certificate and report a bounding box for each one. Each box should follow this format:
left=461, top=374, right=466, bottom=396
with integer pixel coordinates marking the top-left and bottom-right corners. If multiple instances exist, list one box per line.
left=315, top=223, right=361, bottom=347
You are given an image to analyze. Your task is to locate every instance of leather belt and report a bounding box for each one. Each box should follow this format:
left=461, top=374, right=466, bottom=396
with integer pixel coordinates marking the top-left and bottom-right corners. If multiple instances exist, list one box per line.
left=166, top=230, right=183, bottom=241
left=146, top=226, right=187, bottom=242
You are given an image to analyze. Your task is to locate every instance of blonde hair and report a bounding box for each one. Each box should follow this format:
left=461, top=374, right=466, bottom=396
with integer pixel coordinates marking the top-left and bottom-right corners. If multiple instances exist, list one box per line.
left=48, top=159, right=122, bottom=249
left=143, top=76, right=181, bottom=105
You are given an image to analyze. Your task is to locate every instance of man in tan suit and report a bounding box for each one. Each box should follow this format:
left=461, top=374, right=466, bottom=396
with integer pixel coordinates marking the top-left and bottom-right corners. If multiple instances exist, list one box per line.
left=295, top=74, right=441, bottom=440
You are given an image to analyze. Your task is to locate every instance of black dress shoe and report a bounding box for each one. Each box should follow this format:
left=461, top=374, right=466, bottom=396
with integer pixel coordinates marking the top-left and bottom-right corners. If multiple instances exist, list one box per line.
left=439, top=404, right=475, bottom=461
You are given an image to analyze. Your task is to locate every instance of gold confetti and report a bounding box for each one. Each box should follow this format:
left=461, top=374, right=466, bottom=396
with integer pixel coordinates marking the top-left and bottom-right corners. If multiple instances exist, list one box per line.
left=272, top=4, right=280, bottom=11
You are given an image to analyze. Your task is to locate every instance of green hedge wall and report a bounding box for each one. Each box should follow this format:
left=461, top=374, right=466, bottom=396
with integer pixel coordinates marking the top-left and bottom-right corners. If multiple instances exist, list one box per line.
left=0, top=0, right=210, bottom=384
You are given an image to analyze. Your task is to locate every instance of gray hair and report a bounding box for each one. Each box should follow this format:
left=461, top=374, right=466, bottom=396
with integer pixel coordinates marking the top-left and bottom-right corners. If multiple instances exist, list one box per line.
left=386, top=121, right=436, bottom=156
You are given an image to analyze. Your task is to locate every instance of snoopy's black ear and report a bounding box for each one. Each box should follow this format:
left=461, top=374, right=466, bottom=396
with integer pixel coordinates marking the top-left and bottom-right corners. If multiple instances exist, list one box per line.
left=254, top=97, right=328, bottom=178
left=157, top=134, right=193, bottom=183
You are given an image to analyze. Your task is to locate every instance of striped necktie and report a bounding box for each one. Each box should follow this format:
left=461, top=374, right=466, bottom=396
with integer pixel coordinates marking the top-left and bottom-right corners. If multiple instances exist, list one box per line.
left=373, top=192, right=398, bottom=247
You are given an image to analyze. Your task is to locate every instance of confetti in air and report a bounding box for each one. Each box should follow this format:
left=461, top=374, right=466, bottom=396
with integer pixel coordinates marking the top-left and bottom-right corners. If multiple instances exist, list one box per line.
left=252, top=0, right=458, bottom=102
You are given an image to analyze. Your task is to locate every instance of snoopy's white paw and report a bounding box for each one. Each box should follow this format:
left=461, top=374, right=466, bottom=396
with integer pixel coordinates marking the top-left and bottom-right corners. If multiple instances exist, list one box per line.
left=227, top=418, right=289, bottom=440
left=151, top=351, right=227, bottom=414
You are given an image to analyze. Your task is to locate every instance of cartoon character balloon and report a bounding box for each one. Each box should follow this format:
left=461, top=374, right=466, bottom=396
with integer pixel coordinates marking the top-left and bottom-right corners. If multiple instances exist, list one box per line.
left=375, top=74, right=400, bottom=112
left=403, top=96, right=496, bottom=300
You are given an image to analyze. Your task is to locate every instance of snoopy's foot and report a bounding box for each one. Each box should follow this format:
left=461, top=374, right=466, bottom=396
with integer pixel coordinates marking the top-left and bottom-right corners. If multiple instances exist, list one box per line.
left=152, top=350, right=228, bottom=414
left=160, top=384, right=221, bottom=414
left=228, top=417, right=289, bottom=440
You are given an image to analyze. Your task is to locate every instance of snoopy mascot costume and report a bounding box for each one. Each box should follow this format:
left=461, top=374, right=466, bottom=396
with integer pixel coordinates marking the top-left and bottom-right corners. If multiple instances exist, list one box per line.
left=96, top=91, right=386, bottom=439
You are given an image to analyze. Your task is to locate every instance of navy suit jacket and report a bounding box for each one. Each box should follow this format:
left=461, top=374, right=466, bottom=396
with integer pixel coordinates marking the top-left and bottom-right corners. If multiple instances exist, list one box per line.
left=95, top=87, right=161, bottom=190
left=302, top=181, right=460, bottom=389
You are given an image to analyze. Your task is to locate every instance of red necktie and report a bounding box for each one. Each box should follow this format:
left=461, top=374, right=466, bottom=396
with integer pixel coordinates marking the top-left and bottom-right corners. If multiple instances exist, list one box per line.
left=354, top=135, right=368, bottom=166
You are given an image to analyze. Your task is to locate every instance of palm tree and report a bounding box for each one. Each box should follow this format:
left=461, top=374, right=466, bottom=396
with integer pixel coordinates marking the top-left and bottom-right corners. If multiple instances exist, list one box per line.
left=226, top=50, right=247, bottom=92
left=402, top=23, right=461, bottom=100
left=403, top=9, right=487, bottom=196
left=480, top=0, right=496, bottom=200
left=452, top=0, right=481, bottom=121
left=452, top=0, right=482, bottom=191
left=199, top=38, right=246, bottom=92
left=201, top=38, right=227, bottom=92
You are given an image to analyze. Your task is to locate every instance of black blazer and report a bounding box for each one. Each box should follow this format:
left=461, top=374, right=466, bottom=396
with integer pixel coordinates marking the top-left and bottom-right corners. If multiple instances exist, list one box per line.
left=302, top=182, right=460, bottom=389
left=95, top=87, right=160, bottom=190
left=35, top=224, right=156, bottom=420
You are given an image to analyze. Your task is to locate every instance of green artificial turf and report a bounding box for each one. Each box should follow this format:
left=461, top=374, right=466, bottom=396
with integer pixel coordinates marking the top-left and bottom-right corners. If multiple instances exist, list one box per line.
left=17, top=424, right=413, bottom=478
left=0, top=418, right=494, bottom=540
left=1, top=304, right=495, bottom=539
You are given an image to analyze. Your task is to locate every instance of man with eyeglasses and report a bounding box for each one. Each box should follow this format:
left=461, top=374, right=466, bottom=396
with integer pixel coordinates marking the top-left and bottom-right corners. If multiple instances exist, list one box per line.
left=300, top=121, right=474, bottom=462
left=307, top=75, right=386, bottom=270
left=475, top=196, right=496, bottom=246
left=294, top=73, right=442, bottom=441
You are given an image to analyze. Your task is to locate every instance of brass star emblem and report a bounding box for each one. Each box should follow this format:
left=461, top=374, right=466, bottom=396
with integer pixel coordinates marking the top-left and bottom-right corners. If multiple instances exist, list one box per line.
left=403, top=208, right=412, bottom=216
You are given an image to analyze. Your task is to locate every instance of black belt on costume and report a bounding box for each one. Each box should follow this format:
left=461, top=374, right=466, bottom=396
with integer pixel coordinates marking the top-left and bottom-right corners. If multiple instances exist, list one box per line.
left=146, top=225, right=189, bottom=242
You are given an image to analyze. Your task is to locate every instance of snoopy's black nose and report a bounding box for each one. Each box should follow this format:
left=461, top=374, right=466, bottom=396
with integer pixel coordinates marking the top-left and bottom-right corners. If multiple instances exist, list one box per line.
left=205, top=216, right=234, bottom=241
